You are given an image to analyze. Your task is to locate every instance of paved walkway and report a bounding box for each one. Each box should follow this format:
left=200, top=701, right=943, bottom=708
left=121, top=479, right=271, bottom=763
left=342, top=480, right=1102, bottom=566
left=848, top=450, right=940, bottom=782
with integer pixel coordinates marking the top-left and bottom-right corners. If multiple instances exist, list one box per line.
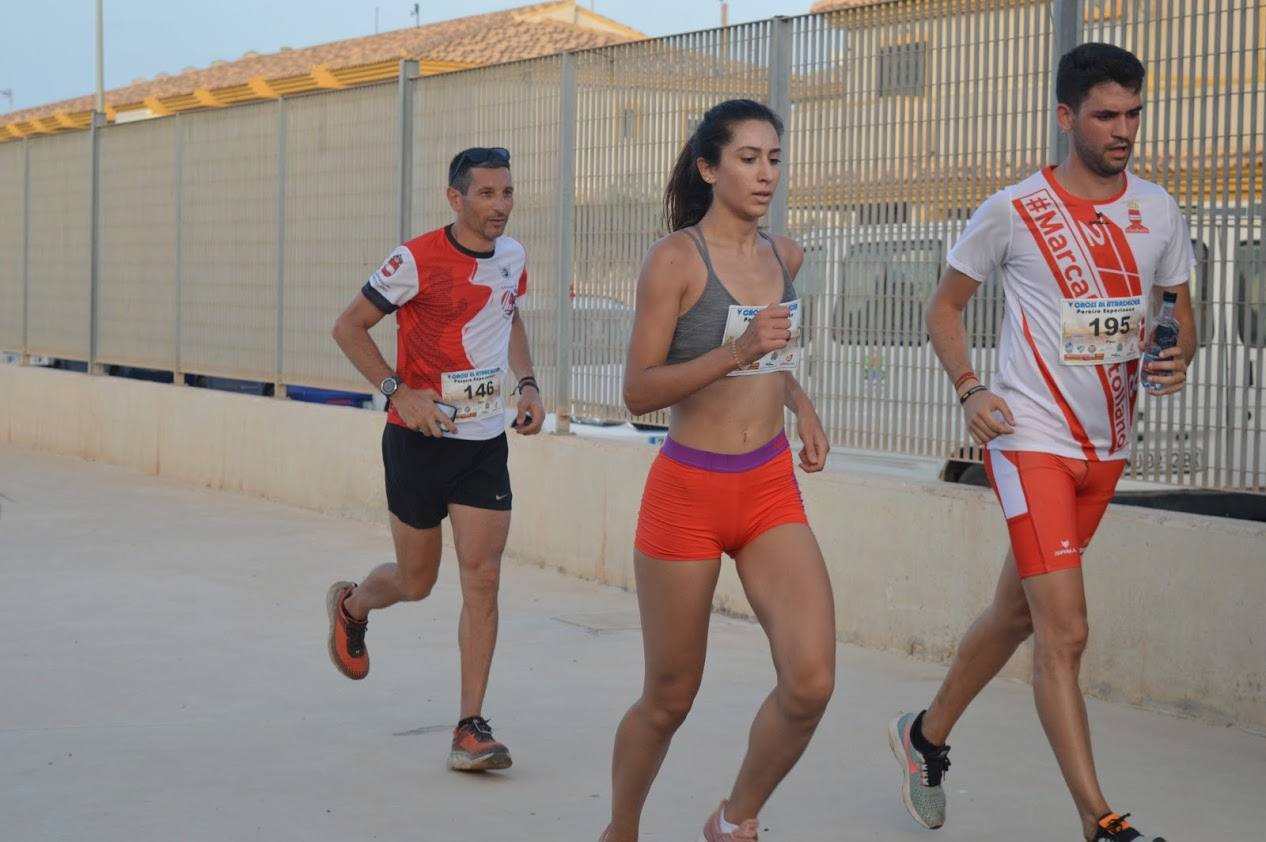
left=2, top=445, right=1262, bottom=841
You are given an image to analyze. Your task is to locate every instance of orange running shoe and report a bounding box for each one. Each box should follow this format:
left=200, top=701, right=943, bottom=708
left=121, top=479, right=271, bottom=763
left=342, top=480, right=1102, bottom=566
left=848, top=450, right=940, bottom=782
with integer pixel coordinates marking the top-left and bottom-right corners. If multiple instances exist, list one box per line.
left=447, top=715, right=513, bottom=771
left=1091, top=812, right=1166, bottom=841
left=326, top=581, right=369, bottom=680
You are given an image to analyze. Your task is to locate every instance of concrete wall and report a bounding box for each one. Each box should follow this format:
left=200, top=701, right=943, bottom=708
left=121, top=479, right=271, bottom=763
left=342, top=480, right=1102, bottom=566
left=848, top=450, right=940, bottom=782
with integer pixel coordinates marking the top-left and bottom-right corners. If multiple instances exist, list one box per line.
left=4, top=363, right=1264, bottom=731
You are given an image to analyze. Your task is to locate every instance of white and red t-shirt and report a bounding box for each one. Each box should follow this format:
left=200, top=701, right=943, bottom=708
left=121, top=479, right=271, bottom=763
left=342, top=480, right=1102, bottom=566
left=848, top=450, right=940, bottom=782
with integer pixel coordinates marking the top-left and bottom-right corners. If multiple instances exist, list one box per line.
left=947, top=166, right=1194, bottom=461
left=363, top=225, right=528, bottom=441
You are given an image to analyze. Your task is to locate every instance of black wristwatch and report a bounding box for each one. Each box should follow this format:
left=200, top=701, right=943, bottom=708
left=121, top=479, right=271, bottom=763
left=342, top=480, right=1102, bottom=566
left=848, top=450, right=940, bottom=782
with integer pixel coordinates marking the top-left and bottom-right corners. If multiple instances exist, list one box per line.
left=379, top=375, right=400, bottom=397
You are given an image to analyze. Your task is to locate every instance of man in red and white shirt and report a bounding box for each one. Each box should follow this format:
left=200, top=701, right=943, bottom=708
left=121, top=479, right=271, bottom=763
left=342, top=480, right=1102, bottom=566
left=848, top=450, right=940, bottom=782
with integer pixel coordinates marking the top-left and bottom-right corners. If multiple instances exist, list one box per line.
left=325, top=147, right=544, bottom=773
left=888, top=45, right=1195, bottom=842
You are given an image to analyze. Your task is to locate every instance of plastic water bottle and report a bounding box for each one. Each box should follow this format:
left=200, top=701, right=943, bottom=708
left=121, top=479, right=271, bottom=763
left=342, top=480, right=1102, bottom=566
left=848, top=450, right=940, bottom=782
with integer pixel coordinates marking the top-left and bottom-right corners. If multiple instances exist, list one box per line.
left=1142, top=291, right=1179, bottom=392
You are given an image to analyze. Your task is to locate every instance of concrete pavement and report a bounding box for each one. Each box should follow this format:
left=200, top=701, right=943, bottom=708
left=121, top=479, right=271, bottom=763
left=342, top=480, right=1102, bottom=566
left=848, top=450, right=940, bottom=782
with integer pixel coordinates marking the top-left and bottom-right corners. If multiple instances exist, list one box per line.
left=1, top=444, right=1262, bottom=841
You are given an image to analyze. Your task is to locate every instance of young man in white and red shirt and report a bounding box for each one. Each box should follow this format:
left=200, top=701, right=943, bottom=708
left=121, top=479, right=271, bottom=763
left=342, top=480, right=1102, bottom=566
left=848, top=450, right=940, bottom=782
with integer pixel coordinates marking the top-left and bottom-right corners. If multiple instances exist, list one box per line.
left=326, top=147, right=544, bottom=772
left=889, top=44, right=1195, bottom=842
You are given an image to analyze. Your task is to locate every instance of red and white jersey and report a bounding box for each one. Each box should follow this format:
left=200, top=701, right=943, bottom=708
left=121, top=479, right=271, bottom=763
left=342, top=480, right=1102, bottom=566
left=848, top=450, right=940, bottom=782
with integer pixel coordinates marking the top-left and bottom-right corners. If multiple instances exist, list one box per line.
left=363, top=225, right=528, bottom=440
left=947, top=166, right=1194, bottom=461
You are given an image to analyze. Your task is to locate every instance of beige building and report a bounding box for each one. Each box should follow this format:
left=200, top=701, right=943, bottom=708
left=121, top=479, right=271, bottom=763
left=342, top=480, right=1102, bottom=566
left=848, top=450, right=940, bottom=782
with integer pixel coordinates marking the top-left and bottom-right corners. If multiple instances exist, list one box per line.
left=803, top=0, right=1264, bottom=210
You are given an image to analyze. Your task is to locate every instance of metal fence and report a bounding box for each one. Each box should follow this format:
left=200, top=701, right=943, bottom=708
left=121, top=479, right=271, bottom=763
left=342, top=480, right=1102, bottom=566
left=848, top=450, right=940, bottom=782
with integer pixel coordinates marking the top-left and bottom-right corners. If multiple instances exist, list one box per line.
left=784, top=2, right=1055, bottom=466
left=0, top=140, right=23, bottom=352
left=413, top=58, right=566, bottom=411
left=282, top=84, right=399, bottom=388
left=26, top=130, right=92, bottom=361
left=1, top=1, right=1262, bottom=491
left=570, top=22, right=776, bottom=425
left=177, top=101, right=283, bottom=381
left=1084, top=0, right=1266, bottom=489
left=98, top=117, right=179, bottom=370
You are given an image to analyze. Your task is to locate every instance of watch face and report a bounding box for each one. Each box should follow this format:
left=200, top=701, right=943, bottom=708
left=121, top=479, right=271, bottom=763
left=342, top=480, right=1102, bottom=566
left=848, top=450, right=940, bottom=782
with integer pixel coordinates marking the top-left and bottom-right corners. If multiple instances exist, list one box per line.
left=381, top=377, right=398, bottom=396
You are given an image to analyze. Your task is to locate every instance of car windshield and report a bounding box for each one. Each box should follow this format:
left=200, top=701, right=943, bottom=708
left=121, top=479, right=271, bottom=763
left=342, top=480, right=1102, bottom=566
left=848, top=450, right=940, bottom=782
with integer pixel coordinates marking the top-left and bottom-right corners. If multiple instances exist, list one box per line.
left=1236, top=240, right=1265, bottom=348
left=836, top=239, right=941, bottom=346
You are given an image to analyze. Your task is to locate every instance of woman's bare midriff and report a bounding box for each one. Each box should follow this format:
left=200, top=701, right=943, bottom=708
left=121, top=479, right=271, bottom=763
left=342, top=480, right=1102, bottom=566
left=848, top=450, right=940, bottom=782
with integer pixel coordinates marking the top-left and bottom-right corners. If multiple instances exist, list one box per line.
left=666, top=371, right=786, bottom=454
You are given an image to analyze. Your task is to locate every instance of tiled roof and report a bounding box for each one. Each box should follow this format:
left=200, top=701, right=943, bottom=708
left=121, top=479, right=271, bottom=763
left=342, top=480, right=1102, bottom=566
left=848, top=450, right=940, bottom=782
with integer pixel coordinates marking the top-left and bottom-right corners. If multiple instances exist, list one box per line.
left=810, top=0, right=897, bottom=10
left=1, top=2, right=643, bottom=138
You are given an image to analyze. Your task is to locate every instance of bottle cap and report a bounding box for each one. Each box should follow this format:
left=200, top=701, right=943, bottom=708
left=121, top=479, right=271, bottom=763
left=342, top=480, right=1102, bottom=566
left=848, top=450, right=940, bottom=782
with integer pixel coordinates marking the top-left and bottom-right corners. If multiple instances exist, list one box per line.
left=1162, top=291, right=1178, bottom=302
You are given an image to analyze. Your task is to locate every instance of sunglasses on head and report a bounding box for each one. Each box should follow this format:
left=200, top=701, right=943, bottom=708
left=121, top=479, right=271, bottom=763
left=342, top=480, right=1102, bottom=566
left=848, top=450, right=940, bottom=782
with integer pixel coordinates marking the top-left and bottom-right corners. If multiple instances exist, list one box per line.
left=452, top=147, right=511, bottom=178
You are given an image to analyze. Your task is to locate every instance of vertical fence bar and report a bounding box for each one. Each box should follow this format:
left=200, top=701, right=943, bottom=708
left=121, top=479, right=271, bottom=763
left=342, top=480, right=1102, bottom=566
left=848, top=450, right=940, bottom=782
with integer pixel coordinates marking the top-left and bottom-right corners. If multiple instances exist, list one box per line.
left=274, top=98, right=288, bottom=398
left=89, top=112, right=105, bottom=373
left=769, top=15, right=793, bottom=236
left=1205, top=0, right=1225, bottom=486
left=174, top=114, right=185, bottom=383
left=1050, top=0, right=1083, bottom=162
left=21, top=137, right=30, bottom=363
left=1246, top=0, right=1265, bottom=490
left=556, top=52, right=578, bottom=434
left=398, top=59, right=418, bottom=246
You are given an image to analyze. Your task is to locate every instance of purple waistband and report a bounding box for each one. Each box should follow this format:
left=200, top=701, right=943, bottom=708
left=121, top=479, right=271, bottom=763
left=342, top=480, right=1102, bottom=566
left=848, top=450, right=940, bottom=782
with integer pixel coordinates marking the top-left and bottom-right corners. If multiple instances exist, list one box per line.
left=661, top=432, right=789, bottom=473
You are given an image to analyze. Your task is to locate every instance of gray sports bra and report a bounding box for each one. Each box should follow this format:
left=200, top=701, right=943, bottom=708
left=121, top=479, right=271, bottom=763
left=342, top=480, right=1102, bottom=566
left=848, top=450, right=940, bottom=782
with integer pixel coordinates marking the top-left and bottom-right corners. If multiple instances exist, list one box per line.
left=665, top=227, right=796, bottom=364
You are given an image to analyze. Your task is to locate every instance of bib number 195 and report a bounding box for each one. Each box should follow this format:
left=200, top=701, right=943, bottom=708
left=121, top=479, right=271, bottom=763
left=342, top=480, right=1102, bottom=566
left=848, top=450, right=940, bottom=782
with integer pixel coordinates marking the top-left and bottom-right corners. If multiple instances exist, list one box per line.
left=1087, top=315, right=1132, bottom=337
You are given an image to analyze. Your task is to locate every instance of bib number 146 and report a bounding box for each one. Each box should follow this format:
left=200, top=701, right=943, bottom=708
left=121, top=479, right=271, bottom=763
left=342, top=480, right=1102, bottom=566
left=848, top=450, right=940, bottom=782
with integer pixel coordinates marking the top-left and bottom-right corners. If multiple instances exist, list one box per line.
left=440, top=366, right=504, bottom=422
left=462, top=379, right=498, bottom=400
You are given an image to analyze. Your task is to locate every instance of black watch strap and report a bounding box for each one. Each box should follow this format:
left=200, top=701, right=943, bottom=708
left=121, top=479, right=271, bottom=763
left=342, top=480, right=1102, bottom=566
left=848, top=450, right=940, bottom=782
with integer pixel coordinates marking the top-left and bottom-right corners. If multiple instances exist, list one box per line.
left=959, top=384, right=988, bottom=404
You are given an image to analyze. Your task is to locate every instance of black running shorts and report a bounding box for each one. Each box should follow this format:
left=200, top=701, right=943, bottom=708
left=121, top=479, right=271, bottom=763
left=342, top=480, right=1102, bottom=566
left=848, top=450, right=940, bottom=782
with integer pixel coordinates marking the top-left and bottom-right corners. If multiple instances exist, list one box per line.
left=381, top=423, right=512, bottom=530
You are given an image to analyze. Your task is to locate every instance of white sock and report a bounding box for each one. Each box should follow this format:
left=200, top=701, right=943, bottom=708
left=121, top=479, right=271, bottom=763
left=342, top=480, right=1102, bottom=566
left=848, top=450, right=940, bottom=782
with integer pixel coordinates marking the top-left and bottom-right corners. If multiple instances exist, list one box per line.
left=718, top=809, right=739, bottom=835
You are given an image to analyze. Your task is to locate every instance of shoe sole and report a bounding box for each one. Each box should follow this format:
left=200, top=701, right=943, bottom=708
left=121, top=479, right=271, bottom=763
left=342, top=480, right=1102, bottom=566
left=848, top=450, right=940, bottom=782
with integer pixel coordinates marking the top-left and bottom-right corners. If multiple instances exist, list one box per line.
left=887, top=715, right=942, bottom=830
left=326, top=581, right=368, bottom=680
left=447, top=749, right=513, bottom=771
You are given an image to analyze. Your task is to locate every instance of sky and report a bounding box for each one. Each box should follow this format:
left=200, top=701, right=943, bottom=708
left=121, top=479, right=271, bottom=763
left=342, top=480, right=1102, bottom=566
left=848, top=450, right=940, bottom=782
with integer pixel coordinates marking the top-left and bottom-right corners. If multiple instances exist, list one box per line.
left=0, top=1, right=820, bottom=114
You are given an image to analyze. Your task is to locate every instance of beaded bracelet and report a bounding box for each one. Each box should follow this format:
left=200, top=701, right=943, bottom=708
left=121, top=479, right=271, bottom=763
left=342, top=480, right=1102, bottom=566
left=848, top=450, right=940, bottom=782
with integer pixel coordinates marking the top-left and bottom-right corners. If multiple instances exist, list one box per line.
left=953, top=370, right=978, bottom=391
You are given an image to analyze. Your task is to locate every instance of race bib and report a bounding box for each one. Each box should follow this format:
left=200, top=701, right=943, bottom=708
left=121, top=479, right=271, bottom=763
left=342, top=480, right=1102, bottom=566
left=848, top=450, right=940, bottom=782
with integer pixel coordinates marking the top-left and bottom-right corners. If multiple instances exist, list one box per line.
left=1060, top=296, right=1145, bottom=366
left=440, top=366, right=503, bottom=422
left=722, top=299, right=801, bottom=377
